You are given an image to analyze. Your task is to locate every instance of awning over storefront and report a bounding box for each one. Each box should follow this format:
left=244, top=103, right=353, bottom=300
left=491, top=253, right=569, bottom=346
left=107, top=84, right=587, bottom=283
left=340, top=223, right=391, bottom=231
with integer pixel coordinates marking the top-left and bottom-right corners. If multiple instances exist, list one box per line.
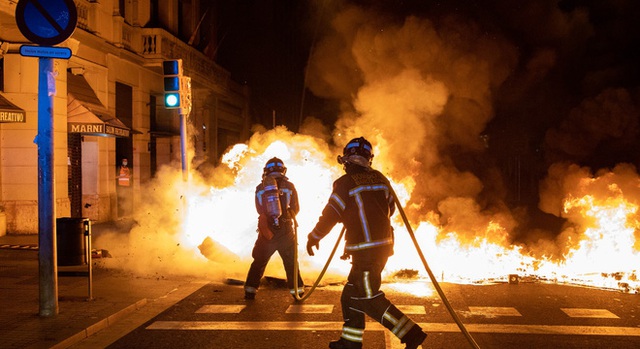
left=67, top=72, right=130, bottom=137
left=0, top=93, right=26, bottom=123
left=67, top=94, right=130, bottom=137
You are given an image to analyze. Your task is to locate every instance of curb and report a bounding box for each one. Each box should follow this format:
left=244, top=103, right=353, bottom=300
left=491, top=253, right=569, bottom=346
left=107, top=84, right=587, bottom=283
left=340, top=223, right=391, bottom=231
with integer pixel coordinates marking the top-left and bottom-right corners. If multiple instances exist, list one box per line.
left=50, top=298, right=149, bottom=349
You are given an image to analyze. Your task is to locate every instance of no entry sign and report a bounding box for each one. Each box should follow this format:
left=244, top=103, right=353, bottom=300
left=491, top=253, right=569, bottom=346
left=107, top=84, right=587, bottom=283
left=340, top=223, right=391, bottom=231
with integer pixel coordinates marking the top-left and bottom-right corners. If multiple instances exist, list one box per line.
left=15, top=0, right=78, bottom=46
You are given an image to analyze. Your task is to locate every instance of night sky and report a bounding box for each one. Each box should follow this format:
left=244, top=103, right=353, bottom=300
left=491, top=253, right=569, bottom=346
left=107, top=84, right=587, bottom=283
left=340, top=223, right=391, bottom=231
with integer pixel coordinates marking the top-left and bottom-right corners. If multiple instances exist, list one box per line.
left=215, top=1, right=317, bottom=129
left=214, top=0, right=640, bottom=247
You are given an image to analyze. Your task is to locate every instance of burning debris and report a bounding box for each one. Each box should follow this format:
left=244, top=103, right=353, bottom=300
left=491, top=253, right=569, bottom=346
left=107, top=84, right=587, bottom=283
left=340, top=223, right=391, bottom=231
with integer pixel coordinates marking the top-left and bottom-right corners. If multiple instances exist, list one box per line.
left=391, top=269, right=420, bottom=280
left=198, top=236, right=240, bottom=263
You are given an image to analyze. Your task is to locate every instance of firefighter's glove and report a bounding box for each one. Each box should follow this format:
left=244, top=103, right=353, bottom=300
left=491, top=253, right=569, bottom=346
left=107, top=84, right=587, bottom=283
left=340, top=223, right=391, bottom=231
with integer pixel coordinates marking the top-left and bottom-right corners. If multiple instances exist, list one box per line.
left=306, top=234, right=320, bottom=256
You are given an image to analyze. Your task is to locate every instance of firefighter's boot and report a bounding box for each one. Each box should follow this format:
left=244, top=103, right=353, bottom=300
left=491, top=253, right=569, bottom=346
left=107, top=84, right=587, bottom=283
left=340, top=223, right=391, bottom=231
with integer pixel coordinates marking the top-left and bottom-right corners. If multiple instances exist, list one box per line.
left=328, top=338, right=362, bottom=349
left=244, top=291, right=255, bottom=300
left=401, top=325, right=428, bottom=349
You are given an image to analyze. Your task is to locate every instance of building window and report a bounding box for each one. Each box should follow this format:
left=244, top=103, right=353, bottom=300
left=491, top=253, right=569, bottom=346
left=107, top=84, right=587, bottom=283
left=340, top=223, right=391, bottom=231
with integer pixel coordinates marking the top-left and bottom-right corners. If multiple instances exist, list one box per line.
left=148, top=0, right=159, bottom=27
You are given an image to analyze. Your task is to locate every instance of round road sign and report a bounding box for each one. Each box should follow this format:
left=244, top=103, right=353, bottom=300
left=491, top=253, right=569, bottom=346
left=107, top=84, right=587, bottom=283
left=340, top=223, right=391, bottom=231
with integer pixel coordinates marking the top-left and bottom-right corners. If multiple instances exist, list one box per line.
left=15, top=0, right=78, bottom=46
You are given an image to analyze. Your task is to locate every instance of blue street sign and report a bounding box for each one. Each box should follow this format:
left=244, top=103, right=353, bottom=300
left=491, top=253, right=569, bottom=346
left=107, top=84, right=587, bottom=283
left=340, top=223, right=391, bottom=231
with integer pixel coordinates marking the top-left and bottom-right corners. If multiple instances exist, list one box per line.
left=15, top=0, right=78, bottom=46
left=20, top=45, right=72, bottom=59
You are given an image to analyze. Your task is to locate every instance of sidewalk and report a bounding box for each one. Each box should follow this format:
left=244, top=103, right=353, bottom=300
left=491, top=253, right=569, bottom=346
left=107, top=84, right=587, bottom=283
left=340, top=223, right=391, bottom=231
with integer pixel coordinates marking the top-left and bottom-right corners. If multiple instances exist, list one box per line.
left=0, top=221, right=206, bottom=349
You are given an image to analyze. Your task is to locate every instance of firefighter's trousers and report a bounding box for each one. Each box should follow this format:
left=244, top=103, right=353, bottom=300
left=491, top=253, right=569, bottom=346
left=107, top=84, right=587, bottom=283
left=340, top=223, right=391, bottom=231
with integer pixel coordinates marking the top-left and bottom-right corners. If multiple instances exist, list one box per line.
left=245, top=229, right=304, bottom=294
left=339, top=257, right=422, bottom=343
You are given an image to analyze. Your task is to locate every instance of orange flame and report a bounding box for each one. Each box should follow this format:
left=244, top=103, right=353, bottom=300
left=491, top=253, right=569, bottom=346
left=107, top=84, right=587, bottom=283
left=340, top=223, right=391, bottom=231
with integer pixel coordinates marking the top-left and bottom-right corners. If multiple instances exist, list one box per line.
left=184, top=132, right=639, bottom=292
left=98, top=128, right=638, bottom=294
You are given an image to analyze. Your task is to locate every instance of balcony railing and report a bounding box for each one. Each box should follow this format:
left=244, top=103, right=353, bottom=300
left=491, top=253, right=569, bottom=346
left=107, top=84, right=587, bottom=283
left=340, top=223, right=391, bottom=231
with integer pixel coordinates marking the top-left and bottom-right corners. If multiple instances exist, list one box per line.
left=139, top=28, right=230, bottom=90
left=75, top=0, right=98, bottom=34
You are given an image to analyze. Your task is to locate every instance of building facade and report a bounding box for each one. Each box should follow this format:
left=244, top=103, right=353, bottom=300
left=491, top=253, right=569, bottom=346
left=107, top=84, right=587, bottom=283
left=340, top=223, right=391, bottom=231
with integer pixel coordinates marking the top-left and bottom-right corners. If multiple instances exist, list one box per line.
left=0, top=0, right=250, bottom=234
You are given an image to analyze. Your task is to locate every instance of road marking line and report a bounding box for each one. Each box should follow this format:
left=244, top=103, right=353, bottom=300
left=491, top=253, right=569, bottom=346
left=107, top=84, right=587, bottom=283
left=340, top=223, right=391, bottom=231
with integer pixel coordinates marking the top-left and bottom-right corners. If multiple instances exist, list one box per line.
left=286, top=304, right=334, bottom=313
left=0, top=244, right=38, bottom=250
left=468, top=306, right=522, bottom=317
left=147, top=321, right=343, bottom=331
left=146, top=321, right=640, bottom=336
left=561, top=308, right=619, bottom=318
left=195, top=305, right=246, bottom=314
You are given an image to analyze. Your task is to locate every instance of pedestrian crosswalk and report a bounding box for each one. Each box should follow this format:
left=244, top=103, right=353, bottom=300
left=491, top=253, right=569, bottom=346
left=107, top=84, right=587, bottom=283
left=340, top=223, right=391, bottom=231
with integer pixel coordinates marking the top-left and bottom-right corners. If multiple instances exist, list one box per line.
left=146, top=303, right=640, bottom=348
left=146, top=320, right=640, bottom=336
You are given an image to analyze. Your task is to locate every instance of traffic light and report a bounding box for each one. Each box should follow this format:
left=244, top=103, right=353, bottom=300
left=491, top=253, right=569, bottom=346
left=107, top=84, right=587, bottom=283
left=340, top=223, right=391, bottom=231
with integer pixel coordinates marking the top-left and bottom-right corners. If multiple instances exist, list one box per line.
left=163, top=59, right=183, bottom=108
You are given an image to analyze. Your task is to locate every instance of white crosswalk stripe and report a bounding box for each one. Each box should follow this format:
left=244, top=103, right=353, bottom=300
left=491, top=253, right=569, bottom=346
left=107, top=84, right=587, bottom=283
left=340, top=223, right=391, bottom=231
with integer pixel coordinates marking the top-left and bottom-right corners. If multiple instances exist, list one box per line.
left=561, top=308, right=620, bottom=318
left=195, top=305, right=246, bottom=314
left=396, top=305, right=426, bottom=314
left=286, top=304, right=334, bottom=313
left=468, top=306, right=522, bottom=317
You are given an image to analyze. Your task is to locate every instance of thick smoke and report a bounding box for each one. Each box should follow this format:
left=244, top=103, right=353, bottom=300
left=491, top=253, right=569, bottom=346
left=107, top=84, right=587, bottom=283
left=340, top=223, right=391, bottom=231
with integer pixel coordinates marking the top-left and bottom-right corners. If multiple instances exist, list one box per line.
left=304, top=0, right=640, bottom=258
left=544, top=88, right=640, bottom=166
left=306, top=2, right=518, bottom=244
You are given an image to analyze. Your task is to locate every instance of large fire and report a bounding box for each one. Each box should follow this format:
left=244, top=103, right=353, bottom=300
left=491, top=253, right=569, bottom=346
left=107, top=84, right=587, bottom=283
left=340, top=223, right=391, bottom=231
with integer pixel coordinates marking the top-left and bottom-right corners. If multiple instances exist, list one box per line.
left=93, top=128, right=639, bottom=295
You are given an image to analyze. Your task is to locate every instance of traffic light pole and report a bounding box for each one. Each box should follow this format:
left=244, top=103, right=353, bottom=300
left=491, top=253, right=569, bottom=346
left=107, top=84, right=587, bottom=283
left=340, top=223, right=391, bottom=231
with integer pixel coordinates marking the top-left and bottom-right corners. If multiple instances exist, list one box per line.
left=180, top=111, right=189, bottom=181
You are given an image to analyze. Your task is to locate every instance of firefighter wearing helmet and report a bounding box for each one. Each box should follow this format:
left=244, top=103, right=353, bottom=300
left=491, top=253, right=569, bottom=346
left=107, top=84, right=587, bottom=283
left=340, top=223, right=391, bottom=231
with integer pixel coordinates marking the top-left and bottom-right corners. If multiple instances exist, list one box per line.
left=244, top=157, right=305, bottom=300
left=306, top=137, right=428, bottom=349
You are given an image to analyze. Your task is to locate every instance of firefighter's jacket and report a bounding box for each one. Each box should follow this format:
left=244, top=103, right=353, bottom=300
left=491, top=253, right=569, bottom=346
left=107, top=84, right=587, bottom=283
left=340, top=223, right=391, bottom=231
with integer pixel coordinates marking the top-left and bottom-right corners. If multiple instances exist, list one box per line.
left=255, top=174, right=300, bottom=234
left=310, top=166, right=395, bottom=259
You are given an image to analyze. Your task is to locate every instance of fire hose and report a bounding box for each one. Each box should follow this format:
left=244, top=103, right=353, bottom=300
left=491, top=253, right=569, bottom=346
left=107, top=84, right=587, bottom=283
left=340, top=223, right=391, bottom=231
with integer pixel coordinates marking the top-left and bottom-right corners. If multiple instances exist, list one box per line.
left=292, top=219, right=345, bottom=302
left=291, top=187, right=481, bottom=349
left=390, top=190, right=481, bottom=349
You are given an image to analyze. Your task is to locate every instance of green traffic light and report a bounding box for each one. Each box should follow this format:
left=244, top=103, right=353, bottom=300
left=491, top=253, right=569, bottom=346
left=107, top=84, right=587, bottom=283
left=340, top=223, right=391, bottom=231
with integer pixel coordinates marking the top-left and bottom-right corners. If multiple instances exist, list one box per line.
left=162, top=59, right=184, bottom=109
left=165, top=93, right=180, bottom=108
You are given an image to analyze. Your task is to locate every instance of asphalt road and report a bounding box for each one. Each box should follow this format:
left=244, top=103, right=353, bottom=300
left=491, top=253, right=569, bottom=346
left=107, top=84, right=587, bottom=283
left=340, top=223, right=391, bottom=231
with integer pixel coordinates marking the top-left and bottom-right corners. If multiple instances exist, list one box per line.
left=75, top=280, right=640, bottom=349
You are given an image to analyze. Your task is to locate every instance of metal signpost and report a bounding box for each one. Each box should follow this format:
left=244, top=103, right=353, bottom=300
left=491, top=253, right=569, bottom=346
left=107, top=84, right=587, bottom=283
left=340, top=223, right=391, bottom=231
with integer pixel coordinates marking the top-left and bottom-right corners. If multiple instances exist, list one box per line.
left=15, top=0, right=78, bottom=317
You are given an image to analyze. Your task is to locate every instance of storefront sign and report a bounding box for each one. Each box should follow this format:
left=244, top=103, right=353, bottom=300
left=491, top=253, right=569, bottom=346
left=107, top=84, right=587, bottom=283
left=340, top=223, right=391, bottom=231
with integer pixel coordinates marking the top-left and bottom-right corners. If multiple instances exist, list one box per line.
left=68, top=122, right=130, bottom=137
left=0, top=110, right=26, bottom=123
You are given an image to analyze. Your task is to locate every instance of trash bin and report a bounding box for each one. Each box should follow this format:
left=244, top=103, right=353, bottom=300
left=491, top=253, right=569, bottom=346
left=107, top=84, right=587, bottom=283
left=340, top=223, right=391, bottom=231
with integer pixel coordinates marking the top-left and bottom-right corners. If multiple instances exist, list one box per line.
left=56, top=217, right=89, bottom=266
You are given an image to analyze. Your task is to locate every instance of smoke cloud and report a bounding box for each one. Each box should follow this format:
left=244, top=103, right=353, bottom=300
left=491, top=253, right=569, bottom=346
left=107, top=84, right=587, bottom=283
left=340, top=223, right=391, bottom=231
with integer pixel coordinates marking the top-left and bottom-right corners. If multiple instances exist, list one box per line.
left=305, top=2, right=519, bottom=244
left=303, top=0, right=640, bottom=261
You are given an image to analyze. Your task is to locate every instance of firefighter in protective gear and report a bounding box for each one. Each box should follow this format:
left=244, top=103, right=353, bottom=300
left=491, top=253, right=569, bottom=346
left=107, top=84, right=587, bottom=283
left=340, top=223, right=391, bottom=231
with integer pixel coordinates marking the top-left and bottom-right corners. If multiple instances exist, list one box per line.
left=244, top=157, right=305, bottom=300
left=307, top=137, right=428, bottom=349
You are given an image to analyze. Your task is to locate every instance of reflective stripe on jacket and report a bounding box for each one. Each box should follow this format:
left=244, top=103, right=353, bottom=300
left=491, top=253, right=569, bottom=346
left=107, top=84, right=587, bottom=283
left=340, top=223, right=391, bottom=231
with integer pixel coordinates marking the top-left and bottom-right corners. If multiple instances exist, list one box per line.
left=310, top=168, right=395, bottom=255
